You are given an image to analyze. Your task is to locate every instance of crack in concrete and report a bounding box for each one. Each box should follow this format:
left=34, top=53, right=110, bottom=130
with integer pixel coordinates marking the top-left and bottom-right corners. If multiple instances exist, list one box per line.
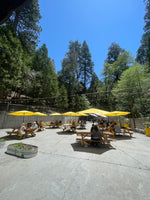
left=113, top=143, right=149, bottom=170
left=39, top=150, right=150, bottom=171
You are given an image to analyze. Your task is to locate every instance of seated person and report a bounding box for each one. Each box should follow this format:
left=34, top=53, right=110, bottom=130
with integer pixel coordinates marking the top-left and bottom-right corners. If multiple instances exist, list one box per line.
left=99, top=120, right=105, bottom=128
left=55, top=120, right=59, bottom=127
left=19, top=123, right=27, bottom=138
left=90, top=124, right=94, bottom=132
left=105, top=120, right=110, bottom=128
left=80, top=120, right=85, bottom=128
left=71, top=120, right=76, bottom=131
left=31, top=121, right=38, bottom=130
left=50, top=121, right=55, bottom=127
left=77, top=119, right=81, bottom=125
left=58, top=120, right=62, bottom=127
left=91, top=125, right=103, bottom=140
left=114, top=123, right=121, bottom=134
left=38, top=120, right=44, bottom=131
left=27, top=121, right=38, bottom=136
left=109, top=121, right=115, bottom=132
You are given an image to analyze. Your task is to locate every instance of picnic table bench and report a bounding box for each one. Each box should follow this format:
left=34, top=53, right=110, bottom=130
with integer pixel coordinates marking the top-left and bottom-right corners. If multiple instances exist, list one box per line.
left=122, top=127, right=133, bottom=137
left=62, top=124, right=76, bottom=132
left=7, top=128, right=20, bottom=136
left=76, top=131, right=114, bottom=146
left=7, top=128, right=36, bottom=140
left=7, top=128, right=25, bottom=139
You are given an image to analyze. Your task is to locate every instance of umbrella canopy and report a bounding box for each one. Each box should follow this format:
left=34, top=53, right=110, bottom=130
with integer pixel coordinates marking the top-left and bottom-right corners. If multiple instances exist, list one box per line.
left=62, top=111, right=83, bottom=124
left=8, top=110, right=37, bottom=116
left=104, top=111, right=130, bottom=116
left=8, top=110, right=38, bottom=122
left=76, top=112, right=88, bottom=116
left=62, top=111, right=81, bottom=116
left=95, top=113, right=107, bottom=118
left=78, top=108, right=110, bottom=115
left=35, top=112, right=48, bottom=116
left=50, top=112, right=61, bottom=116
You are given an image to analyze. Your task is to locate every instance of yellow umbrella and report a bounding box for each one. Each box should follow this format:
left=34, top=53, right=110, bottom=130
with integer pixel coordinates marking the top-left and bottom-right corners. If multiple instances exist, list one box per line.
left=76, top=112, right=88, bottom=116
left=50, top=112, right=61, bottom=116
left=35, top=112, right=48, bottom=116
left=62, top=111, right=82, bottom=123
left=8, top=110, right=38, bottom=122
left=104, top=111, right=130, bottom=116
left=78, top=108, right=110, bottom=115
left=62, top=111, right=81, bottom=116
left=35, top=112, right=48, bottom=122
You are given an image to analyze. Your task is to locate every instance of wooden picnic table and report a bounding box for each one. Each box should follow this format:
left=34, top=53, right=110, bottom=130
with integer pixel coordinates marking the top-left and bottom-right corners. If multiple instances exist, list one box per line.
left=76, top=131, right=114, bottom=146
left=63, top=124, right=76, bottom=132
left=7, top=128, right=20, bottom=136
left=7, top=127, right=36, bottom=139
left=122, top=127, right=133, bottom=137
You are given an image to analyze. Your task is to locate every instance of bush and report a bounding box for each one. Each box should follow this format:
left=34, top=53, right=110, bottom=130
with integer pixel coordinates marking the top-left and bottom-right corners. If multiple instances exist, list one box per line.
left=143, top=121, right=150, bottom=128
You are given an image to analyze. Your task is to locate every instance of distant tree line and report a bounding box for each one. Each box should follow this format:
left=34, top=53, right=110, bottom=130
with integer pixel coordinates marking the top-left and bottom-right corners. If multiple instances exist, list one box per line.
left=0, top=0, right=150, bottom=117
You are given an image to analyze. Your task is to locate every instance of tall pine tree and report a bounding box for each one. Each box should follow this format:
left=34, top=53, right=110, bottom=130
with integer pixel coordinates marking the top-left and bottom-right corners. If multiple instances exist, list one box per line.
left=136, top=0, right=150, bottom=69
left=7, top=0, right=41, bottom=54
left=80, top=40, right=94, bottom=93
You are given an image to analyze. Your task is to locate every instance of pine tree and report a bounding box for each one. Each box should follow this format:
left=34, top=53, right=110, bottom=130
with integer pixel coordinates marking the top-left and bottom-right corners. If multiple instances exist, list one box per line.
left=31, top=44, right=59, bottom=101
left=136, top=0, right=150, bottom=69
left=7, top=0, right=41, bottom=54
left=105, top=42, right=124, bottom=64
left=0, top=25, right=28, bottom=98
left=80, top=40, right=94, bottom=92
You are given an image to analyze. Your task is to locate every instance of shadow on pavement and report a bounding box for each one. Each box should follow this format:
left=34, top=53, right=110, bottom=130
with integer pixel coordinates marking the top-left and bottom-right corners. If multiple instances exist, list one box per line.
left=57, top=130, right=76, bottom=135
left=114, top=135, right=135, bottom=140
left=0, top=135, right=36, bottom=141
left=76, top=127, right=86, bottom=130
left=0, top=135, right=18, bottom=141
left=71, top=142, right=116, bottom=155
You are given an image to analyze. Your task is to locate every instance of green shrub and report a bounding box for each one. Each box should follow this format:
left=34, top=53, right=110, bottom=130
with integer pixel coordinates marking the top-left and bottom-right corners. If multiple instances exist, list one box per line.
left=13, top=143, right=32, bottom=150
left=143, top=121, right=150, bottom=128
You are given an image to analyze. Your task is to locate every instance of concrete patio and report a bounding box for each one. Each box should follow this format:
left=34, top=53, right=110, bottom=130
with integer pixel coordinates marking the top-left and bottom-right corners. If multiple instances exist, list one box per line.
left=0, top=122, right=150, bottom=200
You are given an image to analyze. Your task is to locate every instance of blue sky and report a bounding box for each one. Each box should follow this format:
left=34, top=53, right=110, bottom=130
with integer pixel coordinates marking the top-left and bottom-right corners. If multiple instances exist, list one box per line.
left=38, top=0, right=145, bottom=78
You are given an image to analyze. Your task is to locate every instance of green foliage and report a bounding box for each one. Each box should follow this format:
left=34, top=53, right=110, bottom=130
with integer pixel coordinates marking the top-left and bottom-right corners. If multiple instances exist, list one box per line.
left=103, top=50, right=134, bottom=91
left=13, top=143, right=32, bottom=150
left=7, top=0, right=42, bottom=54
left=88, top=73, right=102, bottom=93
left=143, top=121, right=150, bottom=128
left=105, top=42, right=125, bottom=64
left=57, top=85, right=68, bottom=111
left=136, top=33, right=150, bottom=68
left=136, top=0, right=150, bottom=69
left=0, top=25, right=28, bottom=98
left=88, top=73, right=108, bottom=109
left=31, top=44, right=59, bottom=101
left=73, top=94, right=91, bottom=111
left=80, top=40, right=94, bottom=92
left=112, top=63, right=150, bottom=117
